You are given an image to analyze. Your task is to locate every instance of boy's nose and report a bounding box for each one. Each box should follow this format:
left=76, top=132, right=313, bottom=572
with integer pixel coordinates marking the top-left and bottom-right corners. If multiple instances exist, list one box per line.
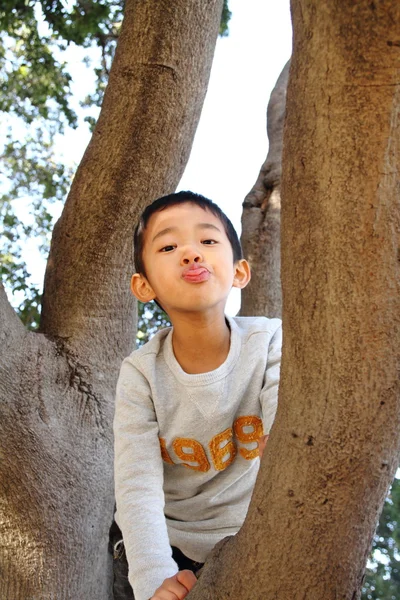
left=181, top=248, right=202, bottom=265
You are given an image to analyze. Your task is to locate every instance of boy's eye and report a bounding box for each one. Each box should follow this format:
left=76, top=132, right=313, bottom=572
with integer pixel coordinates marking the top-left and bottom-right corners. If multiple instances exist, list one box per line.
left=160, top=245, right=176, bottom=252
left=202, top=239, right=218, bottom=245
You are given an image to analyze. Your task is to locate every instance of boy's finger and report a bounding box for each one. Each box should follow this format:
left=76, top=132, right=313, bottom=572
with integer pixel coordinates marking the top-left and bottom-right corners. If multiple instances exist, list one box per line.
left=151, top=592, right=178, bottom=600
left=177, top=569, right=198, bottom=592
left=151, top=573, right=192, bottom=600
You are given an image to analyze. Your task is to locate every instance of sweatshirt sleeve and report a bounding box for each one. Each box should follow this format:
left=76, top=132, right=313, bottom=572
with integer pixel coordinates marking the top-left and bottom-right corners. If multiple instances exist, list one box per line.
left=260, top=322, right=282, bottom=434
left=114, top=357, right=178, bottom=600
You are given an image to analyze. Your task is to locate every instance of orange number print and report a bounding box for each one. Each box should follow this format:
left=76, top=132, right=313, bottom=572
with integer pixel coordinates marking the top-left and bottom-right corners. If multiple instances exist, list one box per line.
left=159, top=437, right=174, bottom=464
left=209, top=428, right=236, bottom=471
left=172, top=438, right=210, bottom=472
left=234, top=416, right=264, bottom=460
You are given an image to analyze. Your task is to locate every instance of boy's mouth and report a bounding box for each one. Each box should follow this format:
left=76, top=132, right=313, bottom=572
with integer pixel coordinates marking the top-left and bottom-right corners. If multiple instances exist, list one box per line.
left=182, top=266, right=210, bottom=283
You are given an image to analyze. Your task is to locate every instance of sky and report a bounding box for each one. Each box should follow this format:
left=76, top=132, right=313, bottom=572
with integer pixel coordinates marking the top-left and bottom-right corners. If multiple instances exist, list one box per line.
left=18, top=0, right=293, bottom=315
left=179, top=0, right=292, bottom=232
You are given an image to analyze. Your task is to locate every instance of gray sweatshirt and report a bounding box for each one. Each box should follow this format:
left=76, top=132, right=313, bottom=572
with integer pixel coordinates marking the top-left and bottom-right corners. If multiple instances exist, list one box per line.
left=114, top=315, right=282, bottom=600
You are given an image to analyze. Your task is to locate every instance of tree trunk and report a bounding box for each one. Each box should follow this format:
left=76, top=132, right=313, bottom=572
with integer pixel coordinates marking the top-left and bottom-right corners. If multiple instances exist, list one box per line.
left=240, top=61, right=290, bottom=318
left=189, top=1, right=400, bottom=598
left=0, top=1, right=223, bottom=598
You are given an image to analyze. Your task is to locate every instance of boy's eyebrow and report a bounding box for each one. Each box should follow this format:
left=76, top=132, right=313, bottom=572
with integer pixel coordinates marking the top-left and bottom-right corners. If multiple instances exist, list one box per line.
left=151, top=223, right=221, bottom=243
left=197, top=223, right=222, bottom=234
left=152, top=226, right=177, bottom=243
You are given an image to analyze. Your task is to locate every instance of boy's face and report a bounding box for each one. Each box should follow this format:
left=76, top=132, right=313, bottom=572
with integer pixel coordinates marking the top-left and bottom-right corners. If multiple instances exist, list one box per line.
left=131, top=203, right=250, bottom=318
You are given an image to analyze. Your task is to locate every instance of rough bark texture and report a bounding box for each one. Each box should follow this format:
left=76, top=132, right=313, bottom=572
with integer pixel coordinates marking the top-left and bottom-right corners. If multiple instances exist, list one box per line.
left=240, top=61, right=290, bottom=318
left=189, top=1, right=400, bottom=598
left=0, top=1, right=223, bottom=598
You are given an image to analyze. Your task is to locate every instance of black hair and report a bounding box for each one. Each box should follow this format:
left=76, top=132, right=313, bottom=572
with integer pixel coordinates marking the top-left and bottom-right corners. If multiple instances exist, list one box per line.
left=133, top=191, right=243, bottom=277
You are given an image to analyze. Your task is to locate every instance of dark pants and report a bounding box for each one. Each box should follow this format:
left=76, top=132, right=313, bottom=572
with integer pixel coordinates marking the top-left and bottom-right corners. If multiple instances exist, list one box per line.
left=109, top=520, right=203, bottom=600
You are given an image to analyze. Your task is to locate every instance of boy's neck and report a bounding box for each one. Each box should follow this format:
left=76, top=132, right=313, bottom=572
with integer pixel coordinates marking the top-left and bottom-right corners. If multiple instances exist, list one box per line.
left=170, top=312, right=231, bottom=374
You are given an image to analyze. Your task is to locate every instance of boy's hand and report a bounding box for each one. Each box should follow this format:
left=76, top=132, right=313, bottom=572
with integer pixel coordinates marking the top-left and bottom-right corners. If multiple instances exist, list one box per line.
left=150, top=570, right=197, bottom=600
left=258, top=434, right=269, bottom=459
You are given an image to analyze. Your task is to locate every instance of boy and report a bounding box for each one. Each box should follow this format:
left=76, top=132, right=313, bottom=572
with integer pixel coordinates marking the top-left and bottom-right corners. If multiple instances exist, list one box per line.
left=114, top=191, right=282, bottom=600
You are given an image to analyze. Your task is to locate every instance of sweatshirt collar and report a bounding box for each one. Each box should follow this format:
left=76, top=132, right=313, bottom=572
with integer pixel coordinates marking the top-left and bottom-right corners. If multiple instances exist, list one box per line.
left=163, top=315, right=241, bottom=386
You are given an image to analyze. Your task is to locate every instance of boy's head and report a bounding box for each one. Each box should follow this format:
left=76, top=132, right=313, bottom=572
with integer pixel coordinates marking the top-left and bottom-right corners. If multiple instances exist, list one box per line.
left=134, top=191, right=243, bottom=278
left=131, top=191, right=250, bottom=315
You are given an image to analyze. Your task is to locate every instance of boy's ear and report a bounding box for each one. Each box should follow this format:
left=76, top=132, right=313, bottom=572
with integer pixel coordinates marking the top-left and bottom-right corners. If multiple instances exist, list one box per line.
left=130, top=273, right=156, bottom=303
left=232, top=259, right=251, bottom=289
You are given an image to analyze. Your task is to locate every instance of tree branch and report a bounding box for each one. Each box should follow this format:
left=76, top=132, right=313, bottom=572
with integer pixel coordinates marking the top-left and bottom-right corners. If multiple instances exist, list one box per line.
left=40, top=0, right=224, bottom=366
left=240, top=60, right=290, bottom=318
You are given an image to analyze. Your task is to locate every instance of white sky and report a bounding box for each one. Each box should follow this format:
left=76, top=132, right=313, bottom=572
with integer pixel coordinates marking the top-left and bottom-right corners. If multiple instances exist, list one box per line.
left=18, top=0, right=293, bottom=315
left=179, top=0, right=292, bottom=231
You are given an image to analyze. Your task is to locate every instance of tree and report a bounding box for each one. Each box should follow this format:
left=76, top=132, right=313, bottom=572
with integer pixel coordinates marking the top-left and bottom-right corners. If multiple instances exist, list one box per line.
left=137, top=301, right=170, bottom=347
left=240, top=60, right=289, bottom=319
left=241, top=37, right=400, bottom=600
left=0, top=0, right=123, bottom=325
left=363, top=476, right=400, bottom=600
left=186, top=1, right=400, bottom=597
left=0, top=1, right=224, bottom=597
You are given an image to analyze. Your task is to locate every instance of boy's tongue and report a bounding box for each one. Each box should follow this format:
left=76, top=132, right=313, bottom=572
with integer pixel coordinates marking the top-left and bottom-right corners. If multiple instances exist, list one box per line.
left=182, top=267, right=210, bottom=283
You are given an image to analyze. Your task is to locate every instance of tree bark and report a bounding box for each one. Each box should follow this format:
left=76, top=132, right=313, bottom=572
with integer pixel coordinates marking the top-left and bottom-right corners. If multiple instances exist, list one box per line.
left=0, top=1, right=223, bottom=598
left=189, top=1, right=400, bottom=598
left=240, top=61, right=290, bottom=318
